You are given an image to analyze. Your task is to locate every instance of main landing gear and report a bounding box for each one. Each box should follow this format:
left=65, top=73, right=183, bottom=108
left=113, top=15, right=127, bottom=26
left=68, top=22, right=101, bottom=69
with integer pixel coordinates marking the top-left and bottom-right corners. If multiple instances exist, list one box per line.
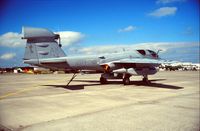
left=100, top=73, right=131, bottom=85
left=100, top=73, right=150, bottom=85
left=100, top=77, right=107, bottom=84
left=142, top=75, right=149, bottom=83
left=123, top=74, right=131, bottom=85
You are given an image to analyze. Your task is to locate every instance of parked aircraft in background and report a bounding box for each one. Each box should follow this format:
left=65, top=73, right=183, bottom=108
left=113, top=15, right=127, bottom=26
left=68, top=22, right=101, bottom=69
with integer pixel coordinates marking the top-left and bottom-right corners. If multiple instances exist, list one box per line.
left=22, top=27, right=165, bottom=85
left=160, top=61, right=200, bottom=71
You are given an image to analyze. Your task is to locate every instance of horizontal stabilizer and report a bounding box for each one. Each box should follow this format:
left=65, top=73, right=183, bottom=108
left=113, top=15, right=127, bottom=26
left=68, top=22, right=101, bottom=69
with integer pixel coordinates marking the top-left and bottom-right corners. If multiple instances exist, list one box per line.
left=22, top=27, right=58, bottom=39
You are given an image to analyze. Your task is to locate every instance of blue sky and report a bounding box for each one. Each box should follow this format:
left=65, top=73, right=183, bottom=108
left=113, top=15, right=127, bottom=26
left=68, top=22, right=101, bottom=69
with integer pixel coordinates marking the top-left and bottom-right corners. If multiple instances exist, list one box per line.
left=0, top=0, right=199, bottom=67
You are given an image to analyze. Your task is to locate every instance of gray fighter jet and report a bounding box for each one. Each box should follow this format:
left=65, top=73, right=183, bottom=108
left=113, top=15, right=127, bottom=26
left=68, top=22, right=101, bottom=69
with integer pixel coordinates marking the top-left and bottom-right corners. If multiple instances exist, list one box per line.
left=22, top=27, right=163, bottom=85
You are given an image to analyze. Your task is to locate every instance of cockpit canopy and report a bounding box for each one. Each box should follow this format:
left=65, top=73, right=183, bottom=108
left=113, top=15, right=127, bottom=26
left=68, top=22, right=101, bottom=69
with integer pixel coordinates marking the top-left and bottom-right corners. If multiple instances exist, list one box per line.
left=137, top=49, right=158, bottom=58
left=137, top=50, right=146, bottom=55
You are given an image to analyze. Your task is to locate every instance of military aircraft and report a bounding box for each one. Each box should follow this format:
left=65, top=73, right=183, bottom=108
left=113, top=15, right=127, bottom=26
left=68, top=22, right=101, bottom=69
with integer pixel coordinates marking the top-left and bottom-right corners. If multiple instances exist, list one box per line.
left=22, top=27, right=164, bottom=85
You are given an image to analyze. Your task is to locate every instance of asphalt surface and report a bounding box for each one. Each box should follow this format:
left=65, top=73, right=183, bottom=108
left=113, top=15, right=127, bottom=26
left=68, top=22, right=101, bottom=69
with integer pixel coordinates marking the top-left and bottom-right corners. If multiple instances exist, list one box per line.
left=0, top=71, right=199, bottom=131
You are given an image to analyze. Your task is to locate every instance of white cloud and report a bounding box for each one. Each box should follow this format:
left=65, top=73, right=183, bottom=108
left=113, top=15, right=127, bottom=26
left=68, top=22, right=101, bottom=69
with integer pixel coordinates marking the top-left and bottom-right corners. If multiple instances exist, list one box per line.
left=0, top=31, right=84, bottom=48
left=118, top=26, right=136, bottom=33
left=73, top=42, right=198, bottom=55
left=156, top=0, right=186, bottom=4
left=0, top=53, right=16, bottom=60
left=55, top=31, right=84, bottom=46
left=148, top=7, right=177, bottom=17
left=183, top=27, right=193, bottom=36
left=0, top=32, right=26, bottom=47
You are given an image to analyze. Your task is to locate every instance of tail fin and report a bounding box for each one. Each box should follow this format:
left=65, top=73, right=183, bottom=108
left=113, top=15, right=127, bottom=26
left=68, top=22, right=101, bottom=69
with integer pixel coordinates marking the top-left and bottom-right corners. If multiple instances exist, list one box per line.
left=22, top=27, right=66, bottom=64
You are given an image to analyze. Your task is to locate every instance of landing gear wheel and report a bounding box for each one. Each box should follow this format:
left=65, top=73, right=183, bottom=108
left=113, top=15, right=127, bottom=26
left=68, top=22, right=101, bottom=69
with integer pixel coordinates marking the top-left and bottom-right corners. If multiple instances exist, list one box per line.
left=123, top=77, right=130, bottom=85
left=100, top=77, right=107, bottom=84
left=142, top=77, right=149, bottom=83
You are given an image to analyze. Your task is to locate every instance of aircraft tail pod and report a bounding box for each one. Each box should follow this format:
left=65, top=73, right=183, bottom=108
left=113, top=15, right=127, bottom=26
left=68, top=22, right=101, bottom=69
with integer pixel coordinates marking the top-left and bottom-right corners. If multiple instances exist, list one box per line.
left=22, top=27, right=66, bottom=64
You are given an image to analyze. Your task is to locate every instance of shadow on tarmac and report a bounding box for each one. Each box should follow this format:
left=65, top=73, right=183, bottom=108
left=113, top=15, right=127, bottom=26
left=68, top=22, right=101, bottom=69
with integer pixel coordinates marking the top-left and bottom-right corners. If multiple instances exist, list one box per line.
left=43, top=83, right=101, bottom=90
left=43, top=79, right=183, bottom=90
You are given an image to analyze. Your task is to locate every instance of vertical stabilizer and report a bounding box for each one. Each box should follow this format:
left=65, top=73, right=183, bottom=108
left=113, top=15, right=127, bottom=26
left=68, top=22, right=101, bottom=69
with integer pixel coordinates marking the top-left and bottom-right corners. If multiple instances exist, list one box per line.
left=22, top=27, right=66, bottom=64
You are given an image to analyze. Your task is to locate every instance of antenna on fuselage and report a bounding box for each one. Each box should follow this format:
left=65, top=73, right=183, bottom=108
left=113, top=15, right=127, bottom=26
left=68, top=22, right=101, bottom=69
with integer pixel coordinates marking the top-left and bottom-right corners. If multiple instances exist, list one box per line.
left=157, top=49, right=162, bottom=55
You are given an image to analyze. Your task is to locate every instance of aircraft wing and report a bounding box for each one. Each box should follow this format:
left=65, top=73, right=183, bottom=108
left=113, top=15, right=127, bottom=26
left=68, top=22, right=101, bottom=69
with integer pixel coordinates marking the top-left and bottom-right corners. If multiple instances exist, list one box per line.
left=113, top=58, right=164, bottom=65
left=100, top=58, right=164, bottom=69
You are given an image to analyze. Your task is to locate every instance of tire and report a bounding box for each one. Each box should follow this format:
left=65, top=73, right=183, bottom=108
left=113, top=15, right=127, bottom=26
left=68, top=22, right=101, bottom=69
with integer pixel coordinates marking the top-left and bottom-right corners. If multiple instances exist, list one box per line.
left=123, top=77, right=130, bottom=85
left=100, top=77, right=107, bottom=84
left=142, top=77, right=149, bottom=83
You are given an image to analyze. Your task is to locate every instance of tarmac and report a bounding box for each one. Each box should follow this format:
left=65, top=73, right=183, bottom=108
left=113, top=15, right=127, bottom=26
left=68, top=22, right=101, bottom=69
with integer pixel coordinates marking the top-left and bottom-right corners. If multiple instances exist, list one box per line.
left=0, top=71, right=199, bottom=131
